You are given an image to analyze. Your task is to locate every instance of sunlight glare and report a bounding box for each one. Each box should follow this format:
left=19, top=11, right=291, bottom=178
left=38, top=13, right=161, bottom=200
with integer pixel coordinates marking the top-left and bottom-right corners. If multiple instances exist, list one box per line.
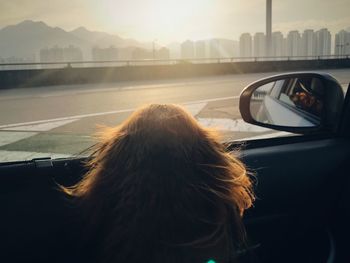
left=149, top=0, right=212, bottom=41
left=102, top=0, right=213, bottom=42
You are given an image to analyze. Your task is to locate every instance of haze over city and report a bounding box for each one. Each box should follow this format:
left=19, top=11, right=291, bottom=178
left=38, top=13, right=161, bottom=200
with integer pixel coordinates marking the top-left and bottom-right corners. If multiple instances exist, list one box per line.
left=1, top=0, right=350, bottom=43
left=0, top=0, right=350, bottom=65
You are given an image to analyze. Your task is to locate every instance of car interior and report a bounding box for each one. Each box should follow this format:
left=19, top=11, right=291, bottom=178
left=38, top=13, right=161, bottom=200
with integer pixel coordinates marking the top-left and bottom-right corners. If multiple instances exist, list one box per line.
left=1, top=79, right=349, bottom=263
left=1, top=1, right=350, bottom=262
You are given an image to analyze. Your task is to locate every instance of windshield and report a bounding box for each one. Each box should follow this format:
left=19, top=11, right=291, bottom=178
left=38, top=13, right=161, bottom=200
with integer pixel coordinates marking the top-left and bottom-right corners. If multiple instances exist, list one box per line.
left=0, top=0, right=349, bottom=162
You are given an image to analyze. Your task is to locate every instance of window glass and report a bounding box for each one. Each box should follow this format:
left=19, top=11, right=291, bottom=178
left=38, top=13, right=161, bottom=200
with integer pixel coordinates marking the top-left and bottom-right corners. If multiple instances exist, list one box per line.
left=269, top=80, right=285, bottom=98
left=0, top=1, right=349, bottom=162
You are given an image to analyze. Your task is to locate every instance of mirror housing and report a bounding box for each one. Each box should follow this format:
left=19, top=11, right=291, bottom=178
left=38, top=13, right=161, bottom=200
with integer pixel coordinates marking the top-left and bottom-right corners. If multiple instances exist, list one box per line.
left=239, top=72, right=344, bottom=134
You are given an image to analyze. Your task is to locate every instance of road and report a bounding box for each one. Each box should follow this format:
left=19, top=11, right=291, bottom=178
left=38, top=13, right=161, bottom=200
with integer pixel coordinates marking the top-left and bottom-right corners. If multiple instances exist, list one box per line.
left=0, top=69, right=349, bottom=162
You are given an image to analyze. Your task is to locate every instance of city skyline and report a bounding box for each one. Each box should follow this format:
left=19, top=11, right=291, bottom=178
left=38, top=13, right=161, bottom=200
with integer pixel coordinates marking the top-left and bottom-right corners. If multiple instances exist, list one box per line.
left=28, top=27, right=350, bottom=62
left=238, top=28, right=337, bottom=58
left=1, top=19, right=349, bottom=48
left=0, top=19, right=349, bottom=63
left=1, top=0, right=350, bottom=44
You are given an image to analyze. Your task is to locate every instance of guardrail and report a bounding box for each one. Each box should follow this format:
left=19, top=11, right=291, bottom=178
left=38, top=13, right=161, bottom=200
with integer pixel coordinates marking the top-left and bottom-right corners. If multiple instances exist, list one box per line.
left=1, top=57, right=350, bottom=89
left=0, top=55, right=349, bottom=70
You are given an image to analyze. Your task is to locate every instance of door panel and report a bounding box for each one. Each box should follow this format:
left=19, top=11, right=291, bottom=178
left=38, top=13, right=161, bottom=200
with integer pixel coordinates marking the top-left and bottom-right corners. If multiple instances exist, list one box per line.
left=240, top=138, right=350, bottom=262
left=0, top=139, right=349, bottom=262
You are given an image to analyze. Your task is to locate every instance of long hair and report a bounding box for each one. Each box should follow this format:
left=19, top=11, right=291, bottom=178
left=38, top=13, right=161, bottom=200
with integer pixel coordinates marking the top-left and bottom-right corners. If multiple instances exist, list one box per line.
left=64, top=104, right=255, bottom=263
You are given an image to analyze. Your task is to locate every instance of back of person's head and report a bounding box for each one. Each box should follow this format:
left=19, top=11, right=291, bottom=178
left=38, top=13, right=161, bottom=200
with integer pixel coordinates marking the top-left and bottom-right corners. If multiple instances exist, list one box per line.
left=65, top=104, right=255, bottom=263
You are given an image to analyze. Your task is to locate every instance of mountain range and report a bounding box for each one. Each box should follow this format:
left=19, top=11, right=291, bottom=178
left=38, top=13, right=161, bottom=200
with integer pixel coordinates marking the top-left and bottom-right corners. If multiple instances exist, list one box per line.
left=0, top=20, right=154, bottom=60
left=0, top=20, right=240, bottom=61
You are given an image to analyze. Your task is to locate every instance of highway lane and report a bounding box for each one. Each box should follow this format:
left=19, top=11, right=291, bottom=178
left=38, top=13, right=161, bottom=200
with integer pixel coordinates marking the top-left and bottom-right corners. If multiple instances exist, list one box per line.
left=0, top=73, right=269, bottom=125
left=1, top=69, right=349, bottom=125
left=0, top=68, right=349, bottom=161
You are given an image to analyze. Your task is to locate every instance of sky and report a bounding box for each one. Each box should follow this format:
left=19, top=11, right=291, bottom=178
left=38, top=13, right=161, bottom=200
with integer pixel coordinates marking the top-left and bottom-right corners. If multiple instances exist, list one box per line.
left=0, top=0, right=350, bottom=44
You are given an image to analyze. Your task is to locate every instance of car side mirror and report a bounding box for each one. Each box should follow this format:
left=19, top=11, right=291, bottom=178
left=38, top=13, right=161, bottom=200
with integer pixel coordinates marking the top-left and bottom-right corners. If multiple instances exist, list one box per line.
left=239, top=72, right=344, bottom=134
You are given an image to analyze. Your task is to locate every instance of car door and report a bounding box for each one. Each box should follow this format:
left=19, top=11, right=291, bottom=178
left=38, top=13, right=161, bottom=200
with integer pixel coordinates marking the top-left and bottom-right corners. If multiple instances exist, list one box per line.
left=234, top=78, right=350, bottom=262
left=0, top=78, right=349, bottom=263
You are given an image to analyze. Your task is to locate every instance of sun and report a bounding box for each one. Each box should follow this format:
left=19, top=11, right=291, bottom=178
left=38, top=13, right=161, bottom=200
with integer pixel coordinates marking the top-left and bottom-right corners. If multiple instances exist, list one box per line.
left=98, top=0, right=213, bottom=42
left=148, top=0, right=212, bottom=39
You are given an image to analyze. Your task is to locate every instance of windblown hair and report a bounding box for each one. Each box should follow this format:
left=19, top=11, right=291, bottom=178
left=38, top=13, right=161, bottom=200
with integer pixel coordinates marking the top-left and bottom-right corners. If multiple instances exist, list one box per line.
left=64, top=104, right=255, bottom=263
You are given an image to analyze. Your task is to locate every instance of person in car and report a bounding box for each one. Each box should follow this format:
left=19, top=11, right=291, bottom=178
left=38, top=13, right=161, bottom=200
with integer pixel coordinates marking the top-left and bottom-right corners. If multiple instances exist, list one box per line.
left=62, top=104, right=255, bottom=263
left=289, top=78, right=324, bottom=117
left=290, top=91, right=323, bottom=116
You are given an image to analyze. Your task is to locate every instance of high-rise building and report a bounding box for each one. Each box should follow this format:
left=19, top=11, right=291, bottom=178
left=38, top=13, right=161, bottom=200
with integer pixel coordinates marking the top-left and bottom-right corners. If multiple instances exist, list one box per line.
left=254, top=32, right=266, bottom=57
left=271, top=31, right=284, bottom=57
left=315, top=28, right=331, bottom=56
left=301, top=29, right=316, bottom=57
left=40, top=45, right=83, bottom=62
left=0, top=55, right=36, bottom=64
left=131, top=48, right=152, bottom=59
left=63, top=45, right=83, bottom=61
left=156, top=47, right=170, bottom=60
left=181, top=40, right=195, bottom=59
left=233, top=41, right=240, bottom=58
left=209, top=39, right=221, bottom=58
left=117, top=47, right=134, bottom=60
left=239, top=33, right=252, bottom=57
left=131, top=47, right=169, bottom=60
left=92, top=46, right=118, bottom=61
left=286, top=30, right=301, bottom=57
left=219, top=39, right=235, bottom=58
left=167, top=42, right=181, bottom=59
left=39, top=48, right=50, bottom=62
left=40, top=46, right=63, bottom=62
left=335, top=30, right=350, bottom=56
left=210, top=39, right=235, bottom=58
left=195, top=41, right=206, bottom=59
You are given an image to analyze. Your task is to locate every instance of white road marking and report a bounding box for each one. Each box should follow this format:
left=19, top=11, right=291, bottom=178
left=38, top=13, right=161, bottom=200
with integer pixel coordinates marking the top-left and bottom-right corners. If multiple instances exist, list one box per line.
left=184, top=96, right=239, bottom=104
left=0, top=96, right=239, bottom=159
left=0, top=108, right=134, bottom=129
left=0, top=150, right=71, bottom=162
left=184, top=102, right=207, bottom=116
left=2, top=119, right=78, bottom=132
left=198, top=118, right=271, bottom=133
left=0, top=131, right=38, bottom=147
left=0, top=96, right=239, bottom=129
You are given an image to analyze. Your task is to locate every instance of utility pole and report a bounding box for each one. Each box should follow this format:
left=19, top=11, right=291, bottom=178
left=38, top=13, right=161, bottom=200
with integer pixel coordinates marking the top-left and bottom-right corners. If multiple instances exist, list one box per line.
left=152, top=39, right=157, bottom=60
left=266, top=0, right=272, bottom=57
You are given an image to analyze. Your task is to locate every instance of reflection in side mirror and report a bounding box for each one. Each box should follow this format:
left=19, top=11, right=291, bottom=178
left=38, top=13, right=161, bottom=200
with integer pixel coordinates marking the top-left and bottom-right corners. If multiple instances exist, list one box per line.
left=240, top=72, right=344, bottom=134
left=250, top=77, right=324, bottom=127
